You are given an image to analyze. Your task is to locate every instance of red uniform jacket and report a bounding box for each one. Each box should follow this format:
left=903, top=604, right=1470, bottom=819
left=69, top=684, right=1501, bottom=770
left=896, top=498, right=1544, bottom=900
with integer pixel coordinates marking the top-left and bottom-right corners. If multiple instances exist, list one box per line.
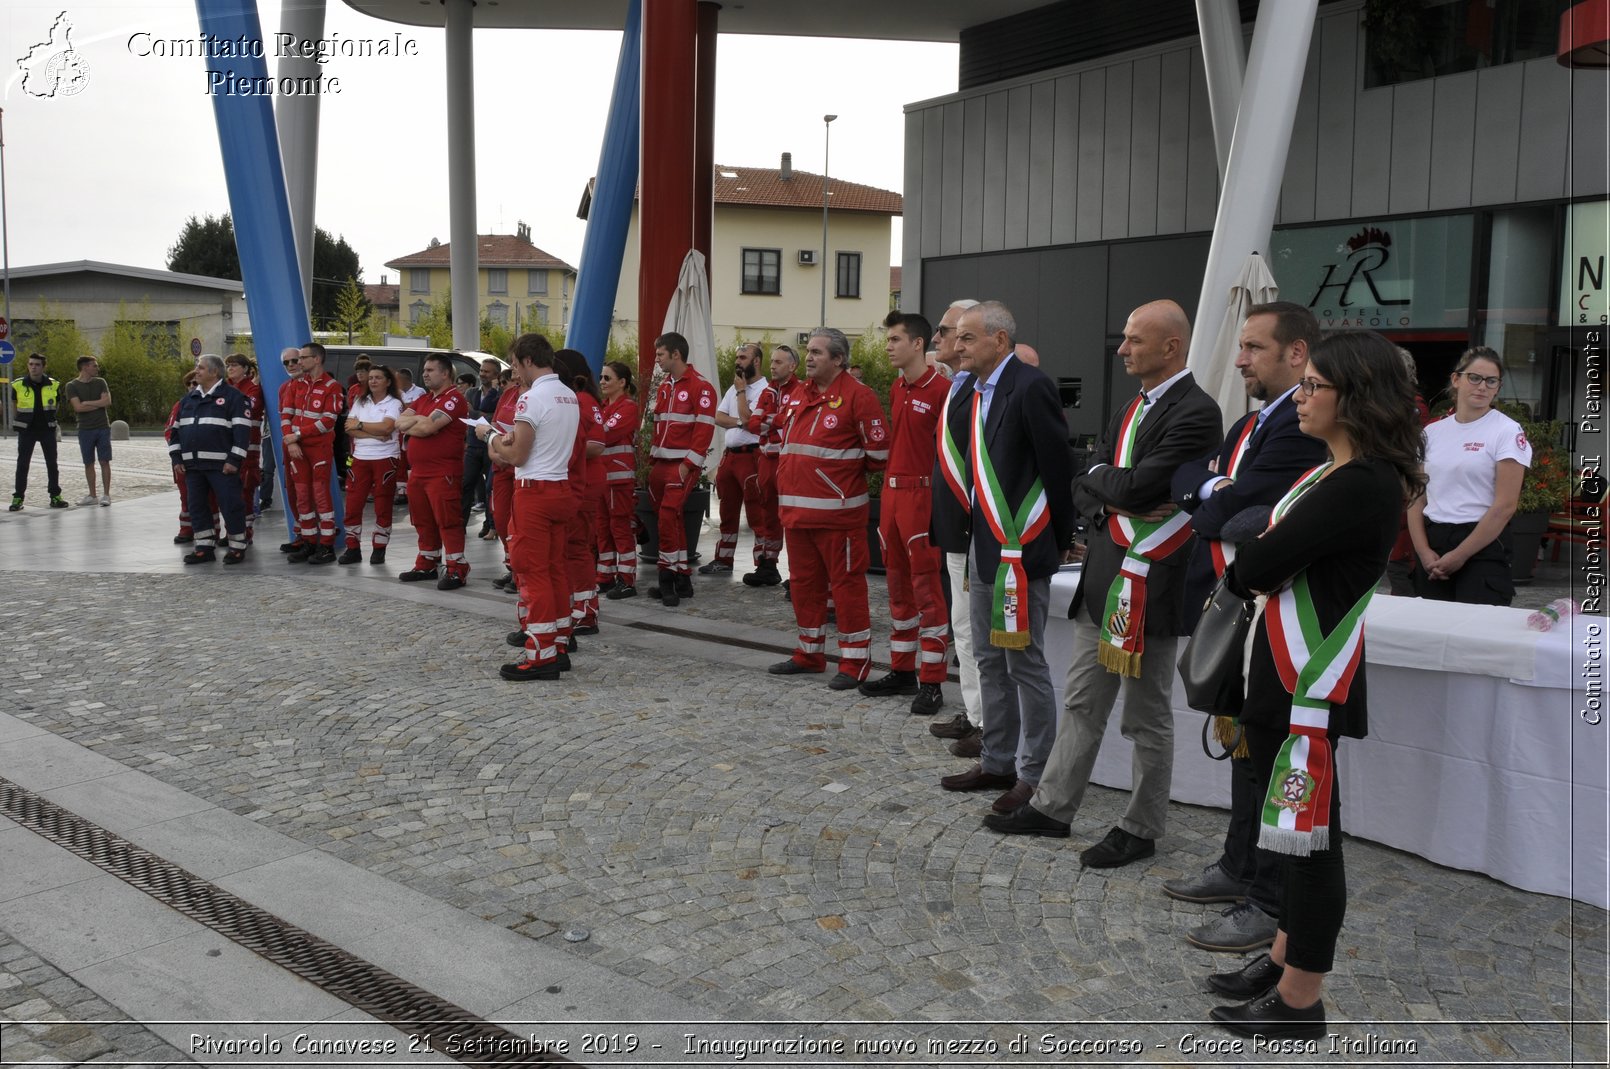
left=282, top=372, right=344, bottom=445
left=572, top=391, right=606, bottom=499
left=650, top=368, right=717, bottom=467
left=747, top=374, right=802, bottom=458
left=237, top=378, right=264, bottom=467
left=601, top=396, right=641, bottom=484
left=776, top=372, right=888, bottom=530
left=887, top=367, right=948, bottom=477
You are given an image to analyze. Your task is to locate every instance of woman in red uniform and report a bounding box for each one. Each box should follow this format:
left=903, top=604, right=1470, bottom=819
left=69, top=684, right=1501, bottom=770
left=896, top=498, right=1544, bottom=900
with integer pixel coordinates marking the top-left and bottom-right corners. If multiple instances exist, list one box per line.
left=596, top=360, right=641, bottom=597
left=224, top=354, right=263, bottom=543
left=554, top=349, right=606, bottom=636
left=490, top=366, right=522, bottom=591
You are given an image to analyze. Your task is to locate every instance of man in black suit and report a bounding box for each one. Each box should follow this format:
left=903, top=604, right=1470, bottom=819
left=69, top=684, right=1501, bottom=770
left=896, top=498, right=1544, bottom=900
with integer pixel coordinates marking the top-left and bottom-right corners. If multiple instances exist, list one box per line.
left=985, top=299, right=1221, bottom=868
left=1163, top=301, right=1327, bottom=957
left=938, top=301, right=1076, bottom=819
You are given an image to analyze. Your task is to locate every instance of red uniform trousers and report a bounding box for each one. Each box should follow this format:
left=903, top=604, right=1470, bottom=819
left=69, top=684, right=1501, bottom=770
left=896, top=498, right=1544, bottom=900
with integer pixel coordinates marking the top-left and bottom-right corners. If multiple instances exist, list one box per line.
left=567, top=499, right=598, bottom=629
left=409, top=473, right=468, bottom=579
left=239, top=461, right=260, bottom=543
left=598, top=483, right=638, bottom=587
left=492, top=467, right=515, bottom=571
left=511, top=480, right=575, bottom=666
left=288, top=439, right=337, bottom=547
left=712, top=448, right=764, bottom=567
left=648, top=459, right=695, bottom=576
left=879, top=484, right=950, bottom=684
left=784, top=525, right=873, bottom=680
left=344, top=457, right=398, bottom=548
left=754, top=453, right=783, bottom=564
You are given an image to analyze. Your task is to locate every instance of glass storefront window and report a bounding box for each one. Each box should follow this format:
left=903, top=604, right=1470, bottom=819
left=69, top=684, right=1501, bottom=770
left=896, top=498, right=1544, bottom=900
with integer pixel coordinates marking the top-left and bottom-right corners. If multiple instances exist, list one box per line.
left=1479, top=206, right=1555, bottom=417
left=1365, top=0, right=1571, bottom=89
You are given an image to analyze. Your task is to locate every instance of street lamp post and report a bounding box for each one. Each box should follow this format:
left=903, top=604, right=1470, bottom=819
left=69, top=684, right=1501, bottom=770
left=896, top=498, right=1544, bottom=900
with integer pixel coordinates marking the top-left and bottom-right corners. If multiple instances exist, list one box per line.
left=1, top=108, right=11, bottom=437
left=819, top=113, right=836, bottom=327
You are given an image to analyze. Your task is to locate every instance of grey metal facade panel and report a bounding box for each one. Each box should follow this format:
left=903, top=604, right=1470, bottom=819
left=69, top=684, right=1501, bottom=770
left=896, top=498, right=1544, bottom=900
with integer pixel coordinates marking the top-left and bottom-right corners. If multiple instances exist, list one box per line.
left=1029, top=81, right=1058, bottom=247
left=1128, top=53, right=1163, bottom=238
left=1351, top=87, right=1393, bottom=217
left=1005, top=85, right=1034, bottom=249
left=1570, top=74, right=1609, bottom=198
left=921, top=108, right=945, bottom=259
left=1184, top=47, right=1220, bottom=233
left=1156, top=50, right=1193, bottom=234
left=1313, top=8, right=1359, bottom=219
left=903, top=111, right=925, bottom=309
left=941, top=102, right=966, bottom=256
left=983, top=91, right=1010, bottom=251
left=1471, top=64, right=1524, bottom=205
left=1278, top=26, right=1324, bottom=225
left=1050, top=76, right=1081, bottom=246
left=961, top=97, right=987, bottom=253
left=1518, top=58, right=1571, bottom=202
left=1077, top=70, right=1108, bottom=243
left=1427, top=72, right=1478, bottom=211
left=1101, top=64, right=1134, bottom=241
left=1388, top=79, right=1434, bottom=215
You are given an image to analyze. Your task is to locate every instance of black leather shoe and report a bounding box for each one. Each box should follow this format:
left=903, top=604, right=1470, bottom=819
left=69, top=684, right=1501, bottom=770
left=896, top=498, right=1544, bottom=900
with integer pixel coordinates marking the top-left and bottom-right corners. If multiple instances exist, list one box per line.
left=338, top=547, right=363, bottom=565
left=606, top=583, right=637, bottom=599
left=982, top=804, right=1070, bottom=837
left=940, top=764, right=1016, bottom=792
left=1080, top=826, right=1156, bottom=868
left=929, top=714, right=976, bottom=739
left=174, top=533, right=195, bottom=544
left=674, top=575, right=694, bottom=599
left=308, top=546, right=336, bottom=565
left=499, top=659, right=560, bottom=682
left=1207, top=953, right=1285, bottom=999
left=566, top=634, right=579, bottom=652
left=1209, top=987, right=1325, bottom=1040
left=279, top=540, right=304, bottom=553
left=574, top=624, right=600, bottom=636
left=742, top=563, right=781, bottom=587
left=398, top=568, right=437, bottom=583
left=370, top=547, right=387, bottom=565
left=182, top=549, right=216, bottom=565
left=286, top=545, right=313, bottom=563
left=858, top=670, right=918, bottom=697
left=556, top=651, right=572, bottom=673
left=437, top=573, right=464, bottom=590
left=768, top=659, right=821, bottom=676
left=827, top=672, right=862, bottom=691
left=949, top=735, right=982, bottom=758
left=507, top=630, right=528, bottom=648
left=697, top=560, right=732, bottom=575
left=223, top=548, right=247, bottom=565
left=910, top=683, right=944, bottom=716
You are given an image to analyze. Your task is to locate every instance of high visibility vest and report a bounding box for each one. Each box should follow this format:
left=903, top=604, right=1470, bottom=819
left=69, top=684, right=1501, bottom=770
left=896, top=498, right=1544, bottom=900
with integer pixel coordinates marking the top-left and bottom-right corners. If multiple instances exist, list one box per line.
left=10, top=376, right=59, bottom=429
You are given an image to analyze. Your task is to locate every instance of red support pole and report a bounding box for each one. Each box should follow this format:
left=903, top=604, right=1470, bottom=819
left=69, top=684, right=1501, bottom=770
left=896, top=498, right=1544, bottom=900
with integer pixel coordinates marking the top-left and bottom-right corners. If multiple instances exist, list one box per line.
left=693, top=2, right=719, bottom=282
left=639, top=0, right=698, bottom=389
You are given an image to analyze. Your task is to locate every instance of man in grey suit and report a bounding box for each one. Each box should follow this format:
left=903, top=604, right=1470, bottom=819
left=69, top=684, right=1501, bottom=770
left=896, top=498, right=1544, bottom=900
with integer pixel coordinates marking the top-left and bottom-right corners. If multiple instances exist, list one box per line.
left=985, top=299, right=1222, bottom=868
left=938, top=301, right=1077, bottom=818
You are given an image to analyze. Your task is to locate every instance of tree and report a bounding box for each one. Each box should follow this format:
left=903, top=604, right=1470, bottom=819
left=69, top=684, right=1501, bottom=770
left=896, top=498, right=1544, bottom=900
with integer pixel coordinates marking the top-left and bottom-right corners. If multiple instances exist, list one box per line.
left=312, top=229, right=363, bottom=327
left=164, top=213, right=365, bottom=328
left=331, top=277, right=371, bottom=342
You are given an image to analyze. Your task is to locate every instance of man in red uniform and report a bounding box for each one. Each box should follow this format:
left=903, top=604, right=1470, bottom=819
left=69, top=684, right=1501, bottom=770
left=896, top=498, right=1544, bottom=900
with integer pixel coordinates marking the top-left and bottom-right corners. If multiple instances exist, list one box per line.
left=646, top=331, right=716, bottom=607
left=767, top=327, right=888, bottom=688
left=396, top=353, right=472, bottom=589
left=282, top=342, right=344, bottom=564
left=743, top=344, right=801, bottom=588
left=703, top=342, right=769, bottom=574
left=859, top=311, right=951, bottom=715
left=275, top=347, right=305, bottom=552
left=225, top=354, right=263, bottom=545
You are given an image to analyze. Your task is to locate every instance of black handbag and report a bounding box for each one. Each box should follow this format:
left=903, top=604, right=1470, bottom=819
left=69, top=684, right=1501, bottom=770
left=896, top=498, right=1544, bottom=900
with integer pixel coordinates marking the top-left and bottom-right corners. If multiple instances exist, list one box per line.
left=1178, top=574, right=1255, bottom=716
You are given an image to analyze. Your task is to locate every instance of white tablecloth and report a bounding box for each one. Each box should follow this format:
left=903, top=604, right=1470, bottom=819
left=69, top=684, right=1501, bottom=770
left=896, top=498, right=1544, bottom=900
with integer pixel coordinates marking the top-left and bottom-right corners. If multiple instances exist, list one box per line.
left=1047, top=569, right=1607, bottom=908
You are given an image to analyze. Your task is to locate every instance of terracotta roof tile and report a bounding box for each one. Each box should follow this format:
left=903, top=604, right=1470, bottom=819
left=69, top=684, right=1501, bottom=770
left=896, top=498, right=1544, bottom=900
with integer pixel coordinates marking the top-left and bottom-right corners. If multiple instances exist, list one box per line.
left=364, top=283, right=399, bottom=308
left=713, top=164, right=902, bottom=215
left=386, top=235, right=575, bottom=270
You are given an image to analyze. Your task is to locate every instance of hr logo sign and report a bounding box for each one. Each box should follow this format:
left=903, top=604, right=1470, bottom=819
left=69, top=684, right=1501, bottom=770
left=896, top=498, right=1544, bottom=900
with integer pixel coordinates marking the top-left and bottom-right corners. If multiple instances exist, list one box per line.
left=1308, top=227, right=1411, bottom=328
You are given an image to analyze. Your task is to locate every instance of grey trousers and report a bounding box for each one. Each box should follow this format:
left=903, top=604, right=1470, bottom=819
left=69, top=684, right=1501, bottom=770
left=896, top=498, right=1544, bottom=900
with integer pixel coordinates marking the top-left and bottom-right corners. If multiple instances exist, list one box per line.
left=1031, top=616, right=1178, bottom=840
left=972, top=569, right=1056, bottom=785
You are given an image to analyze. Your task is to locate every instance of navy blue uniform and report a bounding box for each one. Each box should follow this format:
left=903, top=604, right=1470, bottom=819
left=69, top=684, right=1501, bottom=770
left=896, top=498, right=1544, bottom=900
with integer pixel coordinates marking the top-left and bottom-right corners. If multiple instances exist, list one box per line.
left=168, top=382, right=252, bottom=552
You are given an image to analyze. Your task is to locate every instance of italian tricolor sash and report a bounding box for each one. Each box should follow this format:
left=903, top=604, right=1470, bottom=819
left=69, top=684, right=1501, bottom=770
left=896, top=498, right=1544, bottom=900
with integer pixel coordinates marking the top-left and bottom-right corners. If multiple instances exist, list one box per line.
left=938, top=383, right=971, bottom=511
left=970, top=392, right=1048, bottom=649
left=1207, top=415, right=1260, bottom=578
left=1257, top=463, right=1372, bottom=856
left=1096, top=395, right=1195, bottom=676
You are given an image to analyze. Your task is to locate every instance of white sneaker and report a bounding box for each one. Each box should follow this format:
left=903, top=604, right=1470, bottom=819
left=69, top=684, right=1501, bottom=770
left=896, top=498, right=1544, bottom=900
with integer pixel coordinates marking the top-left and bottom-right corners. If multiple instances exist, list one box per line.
left=77, top=494, right=97, bottom=507
left=99, top=495, right=111, bottom=507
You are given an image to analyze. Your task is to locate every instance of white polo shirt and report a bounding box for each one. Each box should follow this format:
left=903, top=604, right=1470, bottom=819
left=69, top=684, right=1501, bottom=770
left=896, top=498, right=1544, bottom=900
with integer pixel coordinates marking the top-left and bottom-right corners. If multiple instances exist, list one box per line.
left=513, top=373, right=580, bottom=480
left=349, top=395, right=402, bottom=459
left=1423, top=408, right=1532, bottom=524
left=718, top=377, right=767, bottom=448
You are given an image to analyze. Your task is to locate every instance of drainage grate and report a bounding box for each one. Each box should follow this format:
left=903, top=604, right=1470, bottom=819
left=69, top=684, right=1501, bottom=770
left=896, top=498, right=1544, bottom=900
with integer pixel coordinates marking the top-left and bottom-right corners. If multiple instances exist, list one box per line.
left=0, top=777, right=580, bottom=1069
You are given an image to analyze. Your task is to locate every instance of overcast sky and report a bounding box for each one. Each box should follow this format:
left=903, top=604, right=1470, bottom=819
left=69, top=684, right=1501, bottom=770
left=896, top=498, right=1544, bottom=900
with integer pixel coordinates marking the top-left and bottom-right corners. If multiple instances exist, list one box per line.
left=2, top=2, right=957, bottom=286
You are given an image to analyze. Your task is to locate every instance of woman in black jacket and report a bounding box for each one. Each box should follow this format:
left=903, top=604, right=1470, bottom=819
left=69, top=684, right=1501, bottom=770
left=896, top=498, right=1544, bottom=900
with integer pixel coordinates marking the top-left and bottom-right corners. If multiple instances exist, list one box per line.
left=1208, top=331, right=1426, bottom=1039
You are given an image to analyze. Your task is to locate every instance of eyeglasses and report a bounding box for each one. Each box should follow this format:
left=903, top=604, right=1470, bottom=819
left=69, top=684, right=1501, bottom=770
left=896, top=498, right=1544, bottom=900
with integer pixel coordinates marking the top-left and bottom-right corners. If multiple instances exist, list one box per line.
left=1298, top=378, right=1338, bottom=397
left=282, top=361, right=297, bottom=368
left=1461, top=371, right=1501, bottom=388
left=934, top=326, right=954, bottom=339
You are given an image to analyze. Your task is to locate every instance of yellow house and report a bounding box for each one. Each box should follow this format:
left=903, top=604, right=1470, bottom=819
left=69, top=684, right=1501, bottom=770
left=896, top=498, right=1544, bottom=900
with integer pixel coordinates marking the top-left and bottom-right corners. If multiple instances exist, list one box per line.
left=583, top=156, right=902, bottom=348
left=385, top=223, right=577, bottom=334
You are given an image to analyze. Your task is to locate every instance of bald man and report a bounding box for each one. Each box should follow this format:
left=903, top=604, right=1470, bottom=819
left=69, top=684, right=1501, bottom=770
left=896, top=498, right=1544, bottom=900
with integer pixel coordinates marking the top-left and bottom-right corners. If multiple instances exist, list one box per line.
left=985, top=299, right=1221, bottom=871
left=1015, top=343, right=1040, bottom=368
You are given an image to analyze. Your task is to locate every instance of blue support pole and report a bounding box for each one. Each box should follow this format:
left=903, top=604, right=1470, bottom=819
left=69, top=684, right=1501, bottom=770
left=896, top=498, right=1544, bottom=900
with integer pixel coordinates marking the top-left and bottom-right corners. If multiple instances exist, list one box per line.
left=195, top=0, right=338, bottom=541
left=565, top=0, right=642, bottom=376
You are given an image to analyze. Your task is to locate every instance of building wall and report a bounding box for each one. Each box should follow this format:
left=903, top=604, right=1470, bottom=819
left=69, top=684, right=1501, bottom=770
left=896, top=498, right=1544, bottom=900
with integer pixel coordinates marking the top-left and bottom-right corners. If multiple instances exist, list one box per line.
left=611, top=204, right=894, bottom=348
left=399, top=266, right=574, bottom=332
left=8, top=275, right=246, bottom=357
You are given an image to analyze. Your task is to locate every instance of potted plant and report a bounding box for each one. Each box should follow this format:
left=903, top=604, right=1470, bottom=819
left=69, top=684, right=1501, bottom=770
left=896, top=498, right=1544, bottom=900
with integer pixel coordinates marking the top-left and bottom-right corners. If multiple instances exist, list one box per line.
left=1496, top=401, right=1569, bottom=583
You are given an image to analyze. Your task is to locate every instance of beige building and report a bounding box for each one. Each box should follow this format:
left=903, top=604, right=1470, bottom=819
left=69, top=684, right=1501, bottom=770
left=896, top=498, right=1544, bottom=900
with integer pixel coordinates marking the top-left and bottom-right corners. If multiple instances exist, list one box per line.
left=583, top=157, right=902, bottom=347
left=385, top=223, right=577, bottom=334
left=5, top=261, right=248, bottom=357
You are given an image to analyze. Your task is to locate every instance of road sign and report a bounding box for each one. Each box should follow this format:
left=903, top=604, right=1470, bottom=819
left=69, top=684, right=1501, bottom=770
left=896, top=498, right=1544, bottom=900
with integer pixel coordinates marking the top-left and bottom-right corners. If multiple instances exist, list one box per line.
left=0, top=316, right=9, bottom=340
left=190, top=337, right=203, bottom=357
left=0, top=341, right=15, bottom=365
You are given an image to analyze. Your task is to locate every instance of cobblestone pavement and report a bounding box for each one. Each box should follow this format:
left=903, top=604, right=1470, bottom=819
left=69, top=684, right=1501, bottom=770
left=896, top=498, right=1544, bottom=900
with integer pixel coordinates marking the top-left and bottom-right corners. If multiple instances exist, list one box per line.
left=0, top=927, right=193, bottom=1066
left=1, top=560, right=1604, bottom=1066
left=0, top=434, right=179, bottom=509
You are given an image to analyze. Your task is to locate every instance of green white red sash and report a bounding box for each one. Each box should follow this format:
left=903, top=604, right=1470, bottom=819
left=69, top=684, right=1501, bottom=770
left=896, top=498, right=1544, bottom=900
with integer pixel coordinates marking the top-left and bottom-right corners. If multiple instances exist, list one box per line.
left=1258, top=463, right=1373, bottom=856
left=1096, top=394, right=1195, bottom=676
left=938, top=380, right=971, bottom=511
left=1208, top=415, right=1260, bottom=578
left=970, top=392, right=1048, bottom=649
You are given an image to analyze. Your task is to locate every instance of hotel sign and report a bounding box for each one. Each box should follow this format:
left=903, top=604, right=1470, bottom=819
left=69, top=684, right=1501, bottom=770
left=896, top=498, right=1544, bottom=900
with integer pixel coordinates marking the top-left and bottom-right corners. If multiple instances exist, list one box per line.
left=1560, top=200, right=1610, bottom=327
left=1271, top=215, right=1473, bottom=331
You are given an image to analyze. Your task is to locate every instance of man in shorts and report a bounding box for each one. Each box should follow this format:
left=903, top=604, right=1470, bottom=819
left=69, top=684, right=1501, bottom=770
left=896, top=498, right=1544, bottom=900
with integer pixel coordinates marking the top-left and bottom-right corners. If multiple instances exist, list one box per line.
left=64, top=356, right=113, bottom=506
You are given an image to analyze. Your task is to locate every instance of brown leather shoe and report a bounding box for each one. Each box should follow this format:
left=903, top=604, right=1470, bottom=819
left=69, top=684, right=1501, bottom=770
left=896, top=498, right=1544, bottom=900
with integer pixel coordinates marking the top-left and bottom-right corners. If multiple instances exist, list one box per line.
left=940, top=764, right=1016, bottom=793
left=991, top=780, right=1034, bottom=814
left=949, top=735, right=982, bottom=758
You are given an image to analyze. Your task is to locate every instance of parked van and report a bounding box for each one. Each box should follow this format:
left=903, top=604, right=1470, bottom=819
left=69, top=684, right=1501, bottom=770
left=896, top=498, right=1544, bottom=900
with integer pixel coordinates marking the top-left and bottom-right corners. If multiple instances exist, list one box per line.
left=320, top=346, right=507, bottom=387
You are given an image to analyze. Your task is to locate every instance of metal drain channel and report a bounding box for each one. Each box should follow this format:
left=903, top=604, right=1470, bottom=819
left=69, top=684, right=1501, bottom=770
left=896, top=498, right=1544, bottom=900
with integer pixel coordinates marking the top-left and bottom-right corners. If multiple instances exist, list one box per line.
left=0, top=777, right=579, bottom=1068
left=624, top=618, right=961, bottom=682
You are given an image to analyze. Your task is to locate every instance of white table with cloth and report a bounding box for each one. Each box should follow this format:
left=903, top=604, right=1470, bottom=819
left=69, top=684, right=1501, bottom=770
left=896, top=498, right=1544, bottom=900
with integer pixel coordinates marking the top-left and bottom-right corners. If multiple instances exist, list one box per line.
left=1047, top=567, right=1606, bottom=908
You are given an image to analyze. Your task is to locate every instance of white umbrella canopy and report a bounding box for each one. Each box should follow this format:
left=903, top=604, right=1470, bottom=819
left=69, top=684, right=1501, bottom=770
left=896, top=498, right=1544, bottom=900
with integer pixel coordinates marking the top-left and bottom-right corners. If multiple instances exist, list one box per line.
left=1190, top=251, right=1279, bottom=434
left=660, top=249, right=723, bottom=474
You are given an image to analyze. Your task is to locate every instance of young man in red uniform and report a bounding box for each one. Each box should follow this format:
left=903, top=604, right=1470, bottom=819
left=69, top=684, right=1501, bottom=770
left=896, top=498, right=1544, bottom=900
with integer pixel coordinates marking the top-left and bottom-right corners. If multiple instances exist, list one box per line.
left=767, top=327, right=888, bottom=688
left=282, top=343, right=345, bottom=564
left=646, top=331, right=716, bottom=607
left=859, top=311, right=951, bottom=715
left=743, top=344, right=801, bottom=587
left=396, top=353, right=472, bottom=589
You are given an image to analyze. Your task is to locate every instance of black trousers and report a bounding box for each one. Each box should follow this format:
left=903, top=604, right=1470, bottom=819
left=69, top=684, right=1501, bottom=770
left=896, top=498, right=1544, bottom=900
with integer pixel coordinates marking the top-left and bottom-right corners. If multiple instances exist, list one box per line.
left=13, top=427, right=61, bottom=498
left=461, top=444, right=491, bottom=525
left=1414, top=519, right=1515, bottom=606
left=184, top=467, right=246, bottom=549
left=1220, top=752, right=1287, bottom=918
left=1246, top=723, right=1346, bottom=974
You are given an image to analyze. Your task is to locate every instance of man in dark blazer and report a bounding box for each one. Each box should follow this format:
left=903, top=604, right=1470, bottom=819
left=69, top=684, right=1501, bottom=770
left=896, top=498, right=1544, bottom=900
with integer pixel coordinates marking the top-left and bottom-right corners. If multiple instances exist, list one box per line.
left=937, top=300, right=1077, bottom=818
left=1162, top=301, right=1327, bottom=958
left=985, top=299, right=1221, bottom=869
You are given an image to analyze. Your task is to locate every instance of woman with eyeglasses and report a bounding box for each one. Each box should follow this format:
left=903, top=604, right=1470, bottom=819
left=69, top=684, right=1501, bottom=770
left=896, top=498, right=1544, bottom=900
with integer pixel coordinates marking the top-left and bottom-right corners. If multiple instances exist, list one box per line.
left=596, top=361, right=641, bottom=598
left=339, top=364, right=403, bottom=565
left=1207, top=331, right=1424, bottom=1040
left=1407, top=346, right=1531, bottom=605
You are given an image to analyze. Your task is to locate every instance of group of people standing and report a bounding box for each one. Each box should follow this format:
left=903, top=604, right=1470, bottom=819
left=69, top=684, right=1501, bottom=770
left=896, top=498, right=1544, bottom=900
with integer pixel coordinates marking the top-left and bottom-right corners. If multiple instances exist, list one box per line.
left=9, top=352, right=114, bottom=512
